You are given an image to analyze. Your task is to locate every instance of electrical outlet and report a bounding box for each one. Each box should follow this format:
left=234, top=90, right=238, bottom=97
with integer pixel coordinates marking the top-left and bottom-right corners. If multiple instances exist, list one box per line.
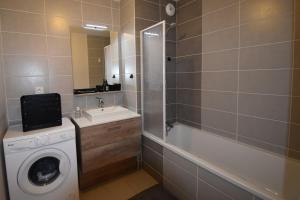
left=35, top=86, right=44, bottom=94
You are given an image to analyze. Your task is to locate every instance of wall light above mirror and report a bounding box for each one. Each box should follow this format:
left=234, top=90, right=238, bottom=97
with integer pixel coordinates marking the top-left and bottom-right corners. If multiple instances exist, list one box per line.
left=70, top=25, right=121, bottom=95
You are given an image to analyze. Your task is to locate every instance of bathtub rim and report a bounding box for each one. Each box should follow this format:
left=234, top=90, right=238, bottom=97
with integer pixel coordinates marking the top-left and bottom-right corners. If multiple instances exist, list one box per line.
left=143, top=131, right=283, bottom=200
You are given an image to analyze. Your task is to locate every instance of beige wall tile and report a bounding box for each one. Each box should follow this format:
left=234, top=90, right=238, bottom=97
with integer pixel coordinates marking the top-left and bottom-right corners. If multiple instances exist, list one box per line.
left=2, top=32, right=46, bottom=55
left=47, top=36, right=71, bottom=56
left=0, top=10, right=45, bottom=34
left=49, top=76, right=73, bottom=95
left=7, top=99, right=21, bottom=122
left=0, top=0, right=44, bottom=13
left=83, top=0, right=112, bottom=7
left=82, top=3, right=112, bottom=25
left=47, top=16, right=82, bottom=37
left=4, top=55, right=48, bottom=76
left=48, top=57, right=73, bottom=76
left=45, top=0, right=82, bottom=20
left=5, top=76, right=49, bottom=98
left=112, top=9, right=120, bottom=27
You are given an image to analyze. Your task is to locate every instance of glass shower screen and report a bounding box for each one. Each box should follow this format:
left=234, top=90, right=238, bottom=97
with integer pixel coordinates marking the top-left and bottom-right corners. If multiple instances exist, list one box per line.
left=141, top=21, right=166, bottom=140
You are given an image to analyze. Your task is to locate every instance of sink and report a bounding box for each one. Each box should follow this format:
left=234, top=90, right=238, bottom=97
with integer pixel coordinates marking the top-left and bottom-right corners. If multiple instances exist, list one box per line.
left=84, top=106, right=129, bottom=121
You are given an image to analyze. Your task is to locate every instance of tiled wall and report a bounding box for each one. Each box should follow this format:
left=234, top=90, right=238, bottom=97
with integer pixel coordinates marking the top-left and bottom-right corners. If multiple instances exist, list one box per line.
left=0, top=0, right=121, bottom=125
left=176, top=0, right=202, bottom=128
left=0, top=18, right=8, bottom=200
left=142, top=136, right=263, bottom=200
left=120, top=0, right=138, bottom=111
left=289, top=0, right=300, bottom=160
left=175, top=0, right=300, bottom=158
left=135, top=0, right=176, bottom=116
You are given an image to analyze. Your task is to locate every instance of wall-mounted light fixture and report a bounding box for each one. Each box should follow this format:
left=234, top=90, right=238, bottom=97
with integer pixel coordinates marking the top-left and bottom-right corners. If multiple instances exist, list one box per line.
left=83, top=24, right=108, bottom=31
left=144, top=32, right=159, bottom=37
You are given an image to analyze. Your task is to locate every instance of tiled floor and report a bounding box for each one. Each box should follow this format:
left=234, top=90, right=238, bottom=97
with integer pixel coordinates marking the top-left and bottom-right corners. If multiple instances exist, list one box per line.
left=80, top=170, right=158, bottom=200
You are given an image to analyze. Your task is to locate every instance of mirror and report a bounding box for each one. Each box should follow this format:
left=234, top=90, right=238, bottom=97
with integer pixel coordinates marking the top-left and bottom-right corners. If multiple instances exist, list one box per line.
left=70, top=26, right=121, bottom=94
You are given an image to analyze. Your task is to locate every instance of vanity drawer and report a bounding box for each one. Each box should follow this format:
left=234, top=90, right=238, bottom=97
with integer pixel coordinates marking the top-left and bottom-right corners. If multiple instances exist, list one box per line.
left=81, top=135, right=140, bottom=173
left=80, top=117, right=141, bottom=151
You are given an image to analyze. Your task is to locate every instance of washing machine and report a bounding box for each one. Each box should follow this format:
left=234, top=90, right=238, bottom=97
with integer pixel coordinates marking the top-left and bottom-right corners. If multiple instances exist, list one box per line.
left=3, top=118, right=79, bottom=200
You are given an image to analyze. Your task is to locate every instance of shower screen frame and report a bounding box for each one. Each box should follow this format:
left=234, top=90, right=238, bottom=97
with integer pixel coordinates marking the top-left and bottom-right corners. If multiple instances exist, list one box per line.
left=140, top=20, right=166, bottom=141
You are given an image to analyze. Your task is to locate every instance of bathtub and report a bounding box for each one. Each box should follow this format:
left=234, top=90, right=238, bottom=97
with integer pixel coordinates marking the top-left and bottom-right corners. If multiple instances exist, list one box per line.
left=143, top=123, right=300, bottom=200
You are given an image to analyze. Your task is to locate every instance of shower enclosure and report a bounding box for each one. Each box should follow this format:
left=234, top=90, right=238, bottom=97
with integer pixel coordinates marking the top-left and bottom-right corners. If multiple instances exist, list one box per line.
left=140, top=21, right=166, bottom=140
left=140, top=20, right=300, bottom=200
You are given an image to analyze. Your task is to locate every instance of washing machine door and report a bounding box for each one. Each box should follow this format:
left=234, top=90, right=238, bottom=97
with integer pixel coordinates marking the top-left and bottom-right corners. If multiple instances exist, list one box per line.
left=18, top=148, right=71, bottom=195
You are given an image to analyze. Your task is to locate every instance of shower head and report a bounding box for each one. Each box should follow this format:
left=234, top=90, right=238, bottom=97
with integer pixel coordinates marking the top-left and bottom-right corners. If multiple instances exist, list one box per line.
left=166, top=23, right=176, bottom=33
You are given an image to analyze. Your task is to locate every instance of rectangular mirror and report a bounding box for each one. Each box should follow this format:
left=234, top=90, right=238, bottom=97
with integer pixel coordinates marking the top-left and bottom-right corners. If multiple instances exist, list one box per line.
left=70, top=26, right=121, bottom=94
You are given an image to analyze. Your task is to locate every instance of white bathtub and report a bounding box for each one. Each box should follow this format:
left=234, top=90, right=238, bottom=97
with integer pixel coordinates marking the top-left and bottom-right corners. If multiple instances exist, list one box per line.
left=143, top=123, right=300, bottom=200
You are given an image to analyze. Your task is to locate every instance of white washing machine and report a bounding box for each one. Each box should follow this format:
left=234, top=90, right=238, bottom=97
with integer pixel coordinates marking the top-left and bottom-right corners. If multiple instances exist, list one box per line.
left=3, top=118, right=79, bottom=200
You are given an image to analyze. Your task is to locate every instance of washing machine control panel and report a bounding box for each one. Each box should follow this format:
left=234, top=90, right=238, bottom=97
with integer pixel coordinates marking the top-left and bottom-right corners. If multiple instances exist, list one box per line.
left=5, top=130, right=74, bottom=153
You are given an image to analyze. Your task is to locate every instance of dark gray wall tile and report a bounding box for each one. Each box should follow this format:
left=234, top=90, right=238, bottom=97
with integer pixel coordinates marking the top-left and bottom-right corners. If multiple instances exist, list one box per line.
left=238, top=69, right=291, bottom=95
left=163, top=156, right=197, bottom=200
left=201, top=71, right=237, bottom=92
left=142, top=145, right=163, bottom=175
left=238, top=93, right=290, bottom=122
left=201, top=108, right=236, bottom=134
left=239, top=42, right=292, bottom=70
left=238, top=115, right=289, bottom=147
left=164, top=148, right=197, bottom=175
left=198, top=167, right=253, bottom=200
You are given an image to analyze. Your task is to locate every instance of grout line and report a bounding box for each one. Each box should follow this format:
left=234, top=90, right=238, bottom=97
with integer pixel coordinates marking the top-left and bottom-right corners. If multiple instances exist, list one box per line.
left=0, top=7, right=44, bottom=15
left=44, top=0, right=51, bottom=95
left=176, top=88, right=295, bottom=97
left=235, top=0, right=241, bottom=140
left=287, top=0, right=297, bottom=152
left=174, top=68, right=293, bottom=73
left=177, top=102, right=293, bottom=124
left=0, top=15, right=9, bottom=125
left=176, top=40, right=293, bottom=59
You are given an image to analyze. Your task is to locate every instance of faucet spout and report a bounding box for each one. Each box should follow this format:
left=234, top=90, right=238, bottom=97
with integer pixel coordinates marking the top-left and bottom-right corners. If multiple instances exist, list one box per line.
left=96, top=97, right=104, bottom=109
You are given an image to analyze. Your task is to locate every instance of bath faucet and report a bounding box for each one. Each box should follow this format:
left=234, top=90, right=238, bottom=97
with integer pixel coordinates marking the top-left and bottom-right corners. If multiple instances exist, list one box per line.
left=96, top=97, right=104, bottom=109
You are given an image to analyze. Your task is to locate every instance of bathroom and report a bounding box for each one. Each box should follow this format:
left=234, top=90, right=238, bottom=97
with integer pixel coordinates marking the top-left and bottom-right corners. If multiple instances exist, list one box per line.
left=0, top=0, right=300, bottom=199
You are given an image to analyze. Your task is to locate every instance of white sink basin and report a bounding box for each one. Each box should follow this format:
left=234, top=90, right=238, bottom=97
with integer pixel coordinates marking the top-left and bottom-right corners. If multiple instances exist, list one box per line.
left=84, top=106, right=129, bottom=121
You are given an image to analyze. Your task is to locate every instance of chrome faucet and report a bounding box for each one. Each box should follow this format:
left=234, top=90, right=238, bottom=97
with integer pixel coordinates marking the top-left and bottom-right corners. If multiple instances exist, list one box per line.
left=96, top=97, right=104, bottom=109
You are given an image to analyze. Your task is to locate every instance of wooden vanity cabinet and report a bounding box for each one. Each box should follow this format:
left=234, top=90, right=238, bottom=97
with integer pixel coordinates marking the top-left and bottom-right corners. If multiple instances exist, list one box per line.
left=75, top=117, right=141, bottom=189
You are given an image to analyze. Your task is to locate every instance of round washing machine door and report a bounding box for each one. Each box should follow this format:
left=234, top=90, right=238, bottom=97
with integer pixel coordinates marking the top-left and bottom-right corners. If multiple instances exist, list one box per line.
left=17, top=148, right=71, bottom=195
